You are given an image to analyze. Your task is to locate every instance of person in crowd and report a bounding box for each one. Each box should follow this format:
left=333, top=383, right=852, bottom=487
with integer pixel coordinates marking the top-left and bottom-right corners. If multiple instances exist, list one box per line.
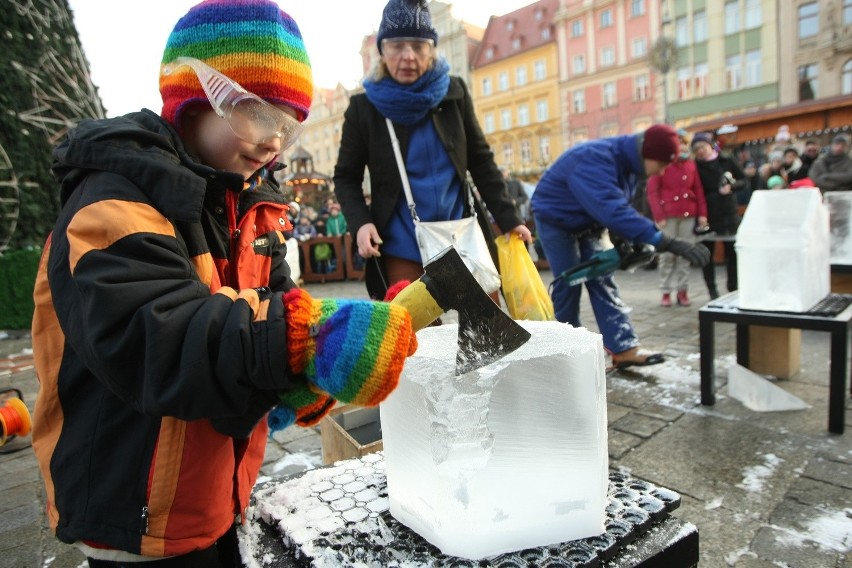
left=783, top=147, right=808, bottom=184
left=325, top=203, right=348, bottom=236
left=738, top=160, right=759, bottom=205
left=646, top=129, right=708, bottom=308
left=531, top=124, right=710, bottom=370
left=798, top=139, right=821, bottom=179
left=333, top=0, right=532, bottom=299
left=293, top=215, right=318, bottom=242
left=766, top=175, right=787, bottom=189
left=30, top=2, right=416, bottom=566
left=809, top=133, right=852, bottom=192
left=502, top=167, right=529, bottom=222
left=691, top=131, right=746, bottom=299
left=758, top=150, right=788, bottom=189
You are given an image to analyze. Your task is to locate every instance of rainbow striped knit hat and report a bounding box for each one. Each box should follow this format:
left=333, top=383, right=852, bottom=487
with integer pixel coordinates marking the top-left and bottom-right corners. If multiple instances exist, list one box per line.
left=159, top=0, right=313, bottom=128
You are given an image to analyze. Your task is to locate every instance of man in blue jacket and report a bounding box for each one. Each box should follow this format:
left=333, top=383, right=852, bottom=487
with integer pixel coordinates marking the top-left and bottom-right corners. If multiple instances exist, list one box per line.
left=532, top=124, right=710, bottom=370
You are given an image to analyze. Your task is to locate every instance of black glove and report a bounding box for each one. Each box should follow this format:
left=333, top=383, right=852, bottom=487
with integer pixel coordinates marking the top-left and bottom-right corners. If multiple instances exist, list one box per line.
left=657, top=234, right=711, bottom=267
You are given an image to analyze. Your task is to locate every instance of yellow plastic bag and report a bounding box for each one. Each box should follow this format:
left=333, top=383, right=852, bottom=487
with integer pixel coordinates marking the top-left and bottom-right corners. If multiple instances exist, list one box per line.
left=495, top=233, right=555, bottom=321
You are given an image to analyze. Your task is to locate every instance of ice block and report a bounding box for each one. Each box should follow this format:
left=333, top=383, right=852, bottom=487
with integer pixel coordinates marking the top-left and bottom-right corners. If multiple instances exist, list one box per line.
left=380, top=321, right=609, bottom=560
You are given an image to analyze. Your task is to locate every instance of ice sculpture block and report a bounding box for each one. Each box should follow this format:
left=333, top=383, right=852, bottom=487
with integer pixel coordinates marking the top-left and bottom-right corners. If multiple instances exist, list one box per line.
left=380, top=321, right=608, bottom=560
left=824, top=191, right=852, bottom=265
left=736, top=188, right=829, bottom=312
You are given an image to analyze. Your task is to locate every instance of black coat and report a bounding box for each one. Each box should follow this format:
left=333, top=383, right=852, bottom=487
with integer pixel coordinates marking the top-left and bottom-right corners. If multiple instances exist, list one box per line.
left=695, top=154, right=745, bottom=233
left=333, top=76, right=521, bottom=298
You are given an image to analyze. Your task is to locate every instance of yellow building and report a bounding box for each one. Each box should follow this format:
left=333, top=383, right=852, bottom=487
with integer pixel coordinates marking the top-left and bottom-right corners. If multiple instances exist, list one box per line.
left=471, top=0, right=563, bottom=181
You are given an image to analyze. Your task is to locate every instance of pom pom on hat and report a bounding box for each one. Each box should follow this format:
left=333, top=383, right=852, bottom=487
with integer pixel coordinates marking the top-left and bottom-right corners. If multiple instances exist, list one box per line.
left=376, top=0, right=438, bottom=54
left=159, top=0, right=313, bottom=128
left=767, top=175, right=785, bottom=189
left=642, top=124, right=680, bottom=163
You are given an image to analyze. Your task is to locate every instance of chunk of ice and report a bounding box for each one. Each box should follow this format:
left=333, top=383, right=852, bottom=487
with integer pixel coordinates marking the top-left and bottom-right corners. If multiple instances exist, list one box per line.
left=728, top=363, right=810, bottom=412
left=380, top=321, right=609, bottom=560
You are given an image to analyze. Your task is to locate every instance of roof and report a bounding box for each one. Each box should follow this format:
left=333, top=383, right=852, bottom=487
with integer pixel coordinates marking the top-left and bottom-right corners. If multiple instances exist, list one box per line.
left=472, top=0, right=559, bottom=69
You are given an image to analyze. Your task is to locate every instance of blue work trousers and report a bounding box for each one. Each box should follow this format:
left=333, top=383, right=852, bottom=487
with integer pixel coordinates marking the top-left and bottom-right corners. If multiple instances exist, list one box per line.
left=535, top=217, right=639, bottom=354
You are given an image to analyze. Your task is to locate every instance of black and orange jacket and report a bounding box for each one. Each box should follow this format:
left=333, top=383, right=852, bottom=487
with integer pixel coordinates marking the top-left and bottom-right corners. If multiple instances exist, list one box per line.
left=31, top=109, right=298, bottom=557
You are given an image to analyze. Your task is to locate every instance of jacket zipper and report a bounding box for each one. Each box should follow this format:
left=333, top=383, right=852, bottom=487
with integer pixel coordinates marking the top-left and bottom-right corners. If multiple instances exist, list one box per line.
left=140, top=506, right=149, bottom=535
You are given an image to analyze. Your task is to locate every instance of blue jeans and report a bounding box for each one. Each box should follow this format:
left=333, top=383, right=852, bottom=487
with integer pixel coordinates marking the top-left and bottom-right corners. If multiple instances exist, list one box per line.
left=535, top=216, right=639, bottom=354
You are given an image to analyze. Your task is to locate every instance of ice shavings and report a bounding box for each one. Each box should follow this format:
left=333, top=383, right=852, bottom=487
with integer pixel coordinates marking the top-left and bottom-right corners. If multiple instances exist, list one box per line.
left=774, top=507, right=852, bottom=552
left=737, top=453, right=783, bottom=492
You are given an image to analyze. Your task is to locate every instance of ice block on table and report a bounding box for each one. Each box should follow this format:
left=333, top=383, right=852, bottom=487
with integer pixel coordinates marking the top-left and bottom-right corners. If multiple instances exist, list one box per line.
left=380, top=321, right=608, bottom=560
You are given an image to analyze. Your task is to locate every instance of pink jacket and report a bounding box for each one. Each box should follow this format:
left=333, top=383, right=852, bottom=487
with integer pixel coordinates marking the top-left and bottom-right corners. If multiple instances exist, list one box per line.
left=647, top=158, right=708, bottom=223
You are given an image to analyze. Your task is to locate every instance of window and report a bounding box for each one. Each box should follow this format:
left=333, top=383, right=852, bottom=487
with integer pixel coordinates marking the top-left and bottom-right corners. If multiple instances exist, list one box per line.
left=541, top=27, right=551, bottom=41
left=516, top=65, right=527, bottom=86
left=602, top=124, right=619, bottom=137
left=571, top=18, right=584, bottom=37
left=632, top=37, right=647, bottom=58
left=484, top=113, right=495, bottom=134
left=798, top=3, right=818, bottom=39
left=502, top=143, right=514, bottom=166
left=501, top=109, right=512, bottom=130
left=724, top=1, right=740, bottom=34
left=535, top=8, right=544, bottom=21
left=512, top=38, right=522, bottom=50
left=634, top=74, right=650, bottom=101
left=726, top=54, right=742, bottom=89
left=518, top=104, right=530, bottom=126
left=573, top=89, right=586, bottom=113
left=573, top=129, right=589, bottom=145
left=498, top=71, right=509, bottom=91
left=520, top=139, right=532, bottom=164
left=745, top=0, right=762, bottom=29
left=534, top=59, right=546, bottom=81
left=694, top=11, right=707, bottom=42
left=536, top=100, right=549, bottom=122
left=677, top=66, right=691, bottom=99
left=631, top=0, right=645, bottom=17
left=539, top=136, right=551, bottom=162
left=600, top=9, right=613, bottom=28
left=675, top=16, right=689, bottom=46
left=798, top=63, right=818, bottom=100
left=694, top=63, right=709, bottom=96
left=482, top=77, right=492, bottom=96
left=485, top=47, right=494, bottom=60
left=845, top=0, right=852, bottom=25
left=573, top=54, right=586, bottom=74
left=507, top=20, right=515, bottom=32
left=600, top=46, right=615, bottom=66
left=745, top=49, right=762, bottom=86
left=844, top=60, right=852, bottom=95
left=602, top=82, right=616, bottom=108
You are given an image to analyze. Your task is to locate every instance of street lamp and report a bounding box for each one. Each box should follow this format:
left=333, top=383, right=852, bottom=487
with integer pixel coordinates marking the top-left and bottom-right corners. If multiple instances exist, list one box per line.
left=651, top=35, right=677, bottom=124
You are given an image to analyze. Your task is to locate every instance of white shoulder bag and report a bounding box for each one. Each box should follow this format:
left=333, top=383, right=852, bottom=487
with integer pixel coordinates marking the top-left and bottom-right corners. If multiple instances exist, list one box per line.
left=386, top=118, right=501, bottom=293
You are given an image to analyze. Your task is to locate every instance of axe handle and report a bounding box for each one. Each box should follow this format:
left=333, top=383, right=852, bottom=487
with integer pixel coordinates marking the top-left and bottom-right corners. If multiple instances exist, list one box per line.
left=390, top=280, right=443, bottom=331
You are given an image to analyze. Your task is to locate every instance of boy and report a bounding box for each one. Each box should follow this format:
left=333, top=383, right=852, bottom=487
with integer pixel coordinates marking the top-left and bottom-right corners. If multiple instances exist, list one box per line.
left=31, top=2, right=415, bottom=566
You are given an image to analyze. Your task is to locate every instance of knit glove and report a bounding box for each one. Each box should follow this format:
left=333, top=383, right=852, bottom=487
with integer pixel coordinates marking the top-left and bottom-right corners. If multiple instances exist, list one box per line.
left=657, top=234, right=711, bottom=267
left=267, top=382, right=336, bottom=433
left=283, top=288, right=417, bottom=407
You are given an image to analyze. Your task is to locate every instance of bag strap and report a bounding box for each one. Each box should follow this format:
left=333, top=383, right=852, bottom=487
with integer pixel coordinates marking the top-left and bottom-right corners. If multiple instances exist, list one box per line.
left=385, top=118, right=476, bottom=223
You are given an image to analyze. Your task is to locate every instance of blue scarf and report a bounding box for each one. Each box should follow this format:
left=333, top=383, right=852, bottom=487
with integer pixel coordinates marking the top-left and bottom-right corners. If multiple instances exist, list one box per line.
left=364, top=59, right=450, bottom=125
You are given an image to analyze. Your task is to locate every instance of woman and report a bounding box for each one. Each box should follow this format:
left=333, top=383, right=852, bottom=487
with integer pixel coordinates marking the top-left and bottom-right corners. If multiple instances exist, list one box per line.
left=691, top=132, right=746, bottom=299
left=647, top=130, right=708, bottom=307
left=333, top=0, right=531, bottom=299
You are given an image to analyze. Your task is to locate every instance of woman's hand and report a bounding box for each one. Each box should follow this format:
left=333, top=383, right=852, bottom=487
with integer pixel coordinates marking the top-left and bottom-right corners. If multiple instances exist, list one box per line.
left=356, top=223, right=383, bottom=258
left=509, top=224, right=533, bottom=243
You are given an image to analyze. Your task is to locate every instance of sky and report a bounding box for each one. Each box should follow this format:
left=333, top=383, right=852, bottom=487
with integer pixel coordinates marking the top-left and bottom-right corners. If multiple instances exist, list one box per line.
left=67, top=0, right=537, bottom=118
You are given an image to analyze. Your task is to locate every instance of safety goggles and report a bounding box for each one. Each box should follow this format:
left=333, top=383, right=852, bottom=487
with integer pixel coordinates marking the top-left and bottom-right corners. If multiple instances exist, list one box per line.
left=161, top=57, right=303, bottom=147
left=381, top=38, right=435, bottom=57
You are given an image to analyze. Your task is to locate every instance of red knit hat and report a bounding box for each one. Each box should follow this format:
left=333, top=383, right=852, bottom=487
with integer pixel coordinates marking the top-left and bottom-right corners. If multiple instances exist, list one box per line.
left=642, top=124, right=680, bottom=163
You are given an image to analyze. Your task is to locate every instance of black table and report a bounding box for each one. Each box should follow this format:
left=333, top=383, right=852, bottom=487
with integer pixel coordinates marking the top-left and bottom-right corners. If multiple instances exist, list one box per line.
left=242, top=453, right=698, bottom=567
left=699, top=291, right=852, bottom=434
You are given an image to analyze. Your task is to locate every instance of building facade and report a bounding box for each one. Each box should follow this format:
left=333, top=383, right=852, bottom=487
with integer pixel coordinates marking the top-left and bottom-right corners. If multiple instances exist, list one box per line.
left=471, top=0, right=562, bottom=180
left=296, top=84, right=352, bottom=183
left=555, top=0, right=664, bottom=147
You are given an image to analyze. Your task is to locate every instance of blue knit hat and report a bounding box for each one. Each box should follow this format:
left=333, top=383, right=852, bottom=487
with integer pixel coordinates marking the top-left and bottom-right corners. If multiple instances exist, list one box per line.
left=376, top=0, right=438, bottom=54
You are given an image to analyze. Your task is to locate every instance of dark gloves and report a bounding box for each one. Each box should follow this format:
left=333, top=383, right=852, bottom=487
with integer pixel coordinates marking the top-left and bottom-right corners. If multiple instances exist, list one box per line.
left=657, top=234, right=711, bottom=267
left=283, top=288, right=417, bottom=407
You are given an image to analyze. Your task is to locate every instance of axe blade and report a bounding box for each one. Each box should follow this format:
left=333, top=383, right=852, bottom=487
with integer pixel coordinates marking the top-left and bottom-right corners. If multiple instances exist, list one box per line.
left=421, top=247, right=531, bottom=375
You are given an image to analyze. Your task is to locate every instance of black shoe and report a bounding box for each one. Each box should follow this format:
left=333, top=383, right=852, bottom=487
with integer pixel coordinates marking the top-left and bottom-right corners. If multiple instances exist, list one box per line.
left=708, top=287, right=720, bottom=300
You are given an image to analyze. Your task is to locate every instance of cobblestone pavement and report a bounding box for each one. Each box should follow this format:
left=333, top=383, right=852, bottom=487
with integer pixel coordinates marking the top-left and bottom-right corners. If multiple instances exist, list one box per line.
left=1, top=265, right=850, bottom=567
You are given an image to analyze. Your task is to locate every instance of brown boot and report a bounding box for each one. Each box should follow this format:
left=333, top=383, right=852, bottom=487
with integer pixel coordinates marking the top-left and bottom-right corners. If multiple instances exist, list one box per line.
left=610, top=347, right=665, bottom=370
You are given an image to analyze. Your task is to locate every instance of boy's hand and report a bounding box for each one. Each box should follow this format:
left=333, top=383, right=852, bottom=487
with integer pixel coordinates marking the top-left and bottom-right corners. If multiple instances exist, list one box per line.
left=283, top=289, right=417, bottom=407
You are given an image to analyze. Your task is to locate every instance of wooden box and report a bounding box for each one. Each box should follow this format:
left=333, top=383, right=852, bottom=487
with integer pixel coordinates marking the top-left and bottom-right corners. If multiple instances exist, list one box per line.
left=320, top=405, right=383, bottom=465
left=748, top=326, right=801, bottom=379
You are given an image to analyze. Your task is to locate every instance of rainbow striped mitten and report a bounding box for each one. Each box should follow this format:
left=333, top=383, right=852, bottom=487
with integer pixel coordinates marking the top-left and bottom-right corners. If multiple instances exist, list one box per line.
left=283, top=289, right=417, bottom=406
left=268, top=382, right=336, bottom=433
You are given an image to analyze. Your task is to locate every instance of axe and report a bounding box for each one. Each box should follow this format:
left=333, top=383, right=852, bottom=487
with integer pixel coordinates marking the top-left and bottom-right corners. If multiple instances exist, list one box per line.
left=390, top=247, right=531, bottom=374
